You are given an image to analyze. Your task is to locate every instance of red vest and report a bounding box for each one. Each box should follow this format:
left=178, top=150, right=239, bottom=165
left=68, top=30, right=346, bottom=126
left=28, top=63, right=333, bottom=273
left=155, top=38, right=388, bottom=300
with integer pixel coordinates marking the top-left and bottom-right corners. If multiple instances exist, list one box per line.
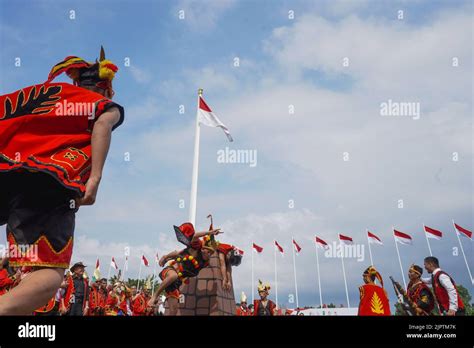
left=432, top=271, right=464, bottom=312
left=358, top=284, right=391, bottom=316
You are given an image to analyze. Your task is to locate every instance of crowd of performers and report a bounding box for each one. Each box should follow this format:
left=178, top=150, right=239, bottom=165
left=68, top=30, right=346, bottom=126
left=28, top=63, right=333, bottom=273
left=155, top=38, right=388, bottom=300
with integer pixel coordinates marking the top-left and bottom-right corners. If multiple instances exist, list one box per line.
left=356, top=256, right=465, bottom=316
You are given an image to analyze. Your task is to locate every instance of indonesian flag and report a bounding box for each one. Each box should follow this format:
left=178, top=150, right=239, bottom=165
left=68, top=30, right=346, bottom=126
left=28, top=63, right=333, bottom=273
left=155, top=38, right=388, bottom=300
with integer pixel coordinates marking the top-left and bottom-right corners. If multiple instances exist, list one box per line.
left=142, top=255, right=149, bottom=267
left=315, top=236, right=329, bottom=250
left=235, top=247, right=245, bottom=255
left=292, top=239, right=302, bottom=254
left=274, top=240, right=284, bottom=255
left=424, top=225, right=443, bottom=240
left=339, top=234, right=353, bottom=245
left=367, top=231, right=383, bottom=245
left=394, top=229, right=413, bottom=245
left=198, top=94, right=233, bottom=142
left=155, top=253, right=160, bottom=263
left=110, top=257, right=119, bottom=270
left=454, top=223, right=472, bottom=239
left=252, top=243, right=263, bottom=253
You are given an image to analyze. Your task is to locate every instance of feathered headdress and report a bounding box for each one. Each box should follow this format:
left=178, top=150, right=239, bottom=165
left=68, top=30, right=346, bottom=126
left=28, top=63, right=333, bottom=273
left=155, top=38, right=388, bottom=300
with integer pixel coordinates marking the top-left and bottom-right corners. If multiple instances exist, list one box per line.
left=47, top=46, right=118, bottom=92
left=409, top=264, right=423, bottom=276
left=257, top=279, right=271, bottom=293
left=241, top=291, right=247, bottom=303
left=363, top=265, right=384, bottom=287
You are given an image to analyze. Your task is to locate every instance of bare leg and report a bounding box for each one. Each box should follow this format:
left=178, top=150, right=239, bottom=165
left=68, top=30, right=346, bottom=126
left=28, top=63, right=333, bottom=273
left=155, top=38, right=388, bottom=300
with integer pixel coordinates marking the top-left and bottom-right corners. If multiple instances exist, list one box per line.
left=166, top=297, right=180, bottom=316
left=149, top=269, right=179, bottom=305
left=0, top=267, right=63, bottom=315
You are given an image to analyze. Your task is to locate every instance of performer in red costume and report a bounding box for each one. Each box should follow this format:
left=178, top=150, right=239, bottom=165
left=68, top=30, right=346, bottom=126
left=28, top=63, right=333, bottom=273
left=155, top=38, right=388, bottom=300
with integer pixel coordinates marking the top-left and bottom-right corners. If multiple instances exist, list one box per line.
left=148, top=222, right=221, bottom=315
left=0, top=46, right=124, bottom=315
left=105, top=281, right=131, bottom=316
left=253, top=280, right=277, bottom=316
left=89, top=278, right=108, bottom=316
left=358, top=266, right=391, bottom=316
left=236, top=292, right=252, bottom=316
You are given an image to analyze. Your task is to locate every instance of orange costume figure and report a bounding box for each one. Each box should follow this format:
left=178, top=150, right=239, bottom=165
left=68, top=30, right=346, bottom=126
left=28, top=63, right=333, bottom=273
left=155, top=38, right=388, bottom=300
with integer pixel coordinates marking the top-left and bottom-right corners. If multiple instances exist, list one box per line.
left=0, top=262, right=20, bottom=296
left=358, top=266, right=391, bottom=316
left=89, top=278, right=108, bottom=316
left=236, top=291, right=252, bottom=316
left=130, top=286, right=148, bottom=316
left=105, top=282, right=130, bottom=316
left=253, top=280, right=277, bottom=316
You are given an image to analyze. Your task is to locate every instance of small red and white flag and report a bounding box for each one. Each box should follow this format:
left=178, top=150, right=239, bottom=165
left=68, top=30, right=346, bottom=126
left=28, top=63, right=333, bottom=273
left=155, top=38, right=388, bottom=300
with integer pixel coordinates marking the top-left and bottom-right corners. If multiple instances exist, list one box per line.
left=292, top=239, right=302, bottom=254
left=198, top=93, right=233, bottom=142
left=394, top=229, right=413, bottom=245
left=454, top=223, right=472, bottom=239
left=155, top=253, right=160, bottom=263
left=424, top=225, right=443, bottom=240
left=367, top=231, right=383, bottom=245
left=252, top=243, right=263, bottom=253
left=339, top=234, right=353, bottom=245
left=315, top=236, right=329, bottom=250
left=235, top=247, right=245, bottom=255
left=110, top=257, right=119, bottom=270
left=95, top=258, right=100, bottom=269
left=142, top=255, right=149, bottom=267
left=274, top=240, right=284, bottom=255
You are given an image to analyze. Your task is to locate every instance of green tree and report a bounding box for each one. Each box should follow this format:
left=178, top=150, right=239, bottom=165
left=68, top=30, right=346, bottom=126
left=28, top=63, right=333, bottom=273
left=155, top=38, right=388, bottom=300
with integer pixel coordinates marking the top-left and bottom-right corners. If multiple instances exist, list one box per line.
left=457, top=285, right=473, bottom=316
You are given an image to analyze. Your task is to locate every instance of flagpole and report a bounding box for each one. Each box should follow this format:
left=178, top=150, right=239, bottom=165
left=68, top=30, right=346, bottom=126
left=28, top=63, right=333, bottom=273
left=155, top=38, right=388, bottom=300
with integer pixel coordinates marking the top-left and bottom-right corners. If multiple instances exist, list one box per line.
left=152, top=256, right=158, bottom=297
left=274, top=241, right=278, bottom=309
left=452, top=220, right=474, bottom=285
left=251, top=242, right=255, bottom=305
left=423, top=223, right=433, bottom=256
left=137, top=259, right=143, bottom=291
left=292, top=238, right=299, bottom=308
left=122, top=257, right=127, bottom=281
left=107, top=260, right=112, bottom=284
left=315, top=238, right=323, bottom=308
left=189, top=88, right=203, bottom=226
left=393, top=226, right=407, bottom=289
left=339, top=241, right=350, bottom=308
left=367, top=229, right=374, bottom=266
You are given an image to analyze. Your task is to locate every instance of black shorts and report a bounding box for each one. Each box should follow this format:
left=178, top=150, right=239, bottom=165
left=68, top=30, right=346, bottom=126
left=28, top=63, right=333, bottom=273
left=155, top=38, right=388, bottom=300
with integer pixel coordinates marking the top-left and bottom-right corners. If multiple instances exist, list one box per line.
left=0, top=171, right=78, bottom=268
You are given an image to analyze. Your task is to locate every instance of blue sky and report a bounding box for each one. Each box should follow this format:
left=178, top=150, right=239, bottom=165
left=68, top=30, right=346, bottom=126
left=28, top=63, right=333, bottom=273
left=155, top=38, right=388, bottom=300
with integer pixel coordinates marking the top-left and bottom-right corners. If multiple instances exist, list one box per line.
left=1, top=0, right=473, bottom=311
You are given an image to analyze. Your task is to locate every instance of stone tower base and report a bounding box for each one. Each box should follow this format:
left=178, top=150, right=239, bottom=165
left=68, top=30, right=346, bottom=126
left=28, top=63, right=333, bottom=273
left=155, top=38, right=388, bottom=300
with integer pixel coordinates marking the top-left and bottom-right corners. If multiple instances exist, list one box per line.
left=165, top=254, right=236, bottom=315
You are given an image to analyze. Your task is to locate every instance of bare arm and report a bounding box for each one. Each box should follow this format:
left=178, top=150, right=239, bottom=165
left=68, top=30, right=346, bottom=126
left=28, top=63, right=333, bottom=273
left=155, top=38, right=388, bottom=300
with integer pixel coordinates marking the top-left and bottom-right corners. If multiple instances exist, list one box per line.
left=78, top=107, right=120, bottom=206
left=191, top=229, right=221, bottom=243
left=159, top=250, right=181, bottom=267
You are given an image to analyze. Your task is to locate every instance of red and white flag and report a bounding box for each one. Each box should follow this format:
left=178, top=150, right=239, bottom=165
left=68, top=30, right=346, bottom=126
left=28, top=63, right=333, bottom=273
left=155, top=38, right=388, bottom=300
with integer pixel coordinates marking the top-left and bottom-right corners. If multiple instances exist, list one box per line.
left=252, top=243, right=263, bottom=253
left=155, top=253, right=160, bottom=264
left=424, top=225, right=443, bottom=240
left=198, top=94, right=233, bottom=142
left=315, top=236, right=329, bottom=250
left=367, top=231, right=383, bottom=245
left=292, top=239, right=302, bottom=254
left=142, top=255, right=149, bottom=267
left=394, top=229, right=413, bottom=245
left=274, top=240, right=284, bottom=255
left=454, top=223, right=472, bottom=239
left=235, top=247, right=245, bottom=255
left=339, top=234, right=353, bottom=245
left=110, top=257, right=119, bottom=270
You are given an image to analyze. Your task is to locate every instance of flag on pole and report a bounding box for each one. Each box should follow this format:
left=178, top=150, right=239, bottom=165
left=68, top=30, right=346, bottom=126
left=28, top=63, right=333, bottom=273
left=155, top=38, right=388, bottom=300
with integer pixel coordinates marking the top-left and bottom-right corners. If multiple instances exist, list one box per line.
left=274, top=240, right=284, bottom=255
left=339, top=234, right=353, bottom=245
left=394, top=229, right=413, bottom=245
left=93, top=258, right=101, bottom=281
left=111, top=257, right=119, bottom=270
left=198, top=95, right=233, bottom=142
left=155, top=253, right=160, bottom=264
left=235, top=247, right=245, bottom=255
left=424, top=225, right=443, bottom=240
left=367, top=231, right=383, bottom=245
left=292, top=239, right=302, bottom=254
left=124, top=256, right=129, bottom=271
left=142, top=255, right=149, bottom=267
left=252, top=243, right=263, bottom=253
left=454, top=223, right=472, bottom=239
left=315, top=237, right=329, bottom=250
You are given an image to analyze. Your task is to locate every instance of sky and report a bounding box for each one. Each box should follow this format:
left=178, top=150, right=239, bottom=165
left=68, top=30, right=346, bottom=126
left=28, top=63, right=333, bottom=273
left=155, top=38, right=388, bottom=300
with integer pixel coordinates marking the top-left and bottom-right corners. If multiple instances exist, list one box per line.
left=0, top=0, right=472, bottom=311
